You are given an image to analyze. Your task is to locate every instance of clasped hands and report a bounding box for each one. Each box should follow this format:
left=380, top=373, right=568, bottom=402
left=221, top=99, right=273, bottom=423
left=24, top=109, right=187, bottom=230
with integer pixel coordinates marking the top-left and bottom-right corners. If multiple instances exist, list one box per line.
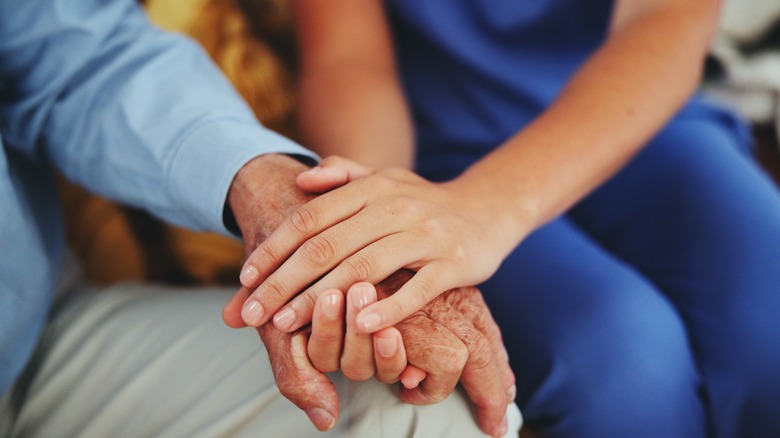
left=223, top=155, right=515, bottom=437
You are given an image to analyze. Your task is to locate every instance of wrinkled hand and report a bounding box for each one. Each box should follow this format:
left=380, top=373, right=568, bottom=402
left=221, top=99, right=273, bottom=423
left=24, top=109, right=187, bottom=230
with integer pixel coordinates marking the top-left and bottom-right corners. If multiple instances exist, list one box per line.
left=224, top=273, right=515, bottom=437
left=224, top=154, right=514, bottom=436
left=381, top=271, right=515, bottom=437
left=237, top=156, right=520, bottom=337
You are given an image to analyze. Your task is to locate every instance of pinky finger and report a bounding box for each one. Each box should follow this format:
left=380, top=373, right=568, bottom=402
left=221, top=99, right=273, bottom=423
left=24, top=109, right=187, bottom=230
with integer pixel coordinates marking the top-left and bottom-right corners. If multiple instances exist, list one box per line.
left=399, top=366, right=427, bottom=389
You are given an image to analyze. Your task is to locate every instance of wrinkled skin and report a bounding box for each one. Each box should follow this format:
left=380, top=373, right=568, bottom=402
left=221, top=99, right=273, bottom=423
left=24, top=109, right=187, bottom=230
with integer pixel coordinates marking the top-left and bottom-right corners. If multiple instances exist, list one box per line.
left=223, top=154, right=514, bottom=436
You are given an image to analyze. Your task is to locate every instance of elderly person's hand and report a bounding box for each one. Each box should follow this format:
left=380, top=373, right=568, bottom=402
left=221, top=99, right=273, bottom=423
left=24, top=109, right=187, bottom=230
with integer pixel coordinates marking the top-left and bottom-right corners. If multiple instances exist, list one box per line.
left=223, top=275, right=515, bottom=437
left=366, top=272, right=516, bottom=437
left=224, top=154, right=515, bottom=437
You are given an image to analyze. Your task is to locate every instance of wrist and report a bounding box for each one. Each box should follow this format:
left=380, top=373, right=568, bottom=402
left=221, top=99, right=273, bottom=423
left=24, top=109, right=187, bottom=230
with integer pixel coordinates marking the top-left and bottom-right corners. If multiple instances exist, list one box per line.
left=444, top=172, right=536, bottom=256
left=227, top=153, right=313, bottom=252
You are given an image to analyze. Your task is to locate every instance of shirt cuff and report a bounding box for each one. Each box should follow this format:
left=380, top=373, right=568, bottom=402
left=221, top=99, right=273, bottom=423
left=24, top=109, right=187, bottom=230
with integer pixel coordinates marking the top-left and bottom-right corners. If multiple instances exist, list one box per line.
left=167, top=119, right=318, bottom=235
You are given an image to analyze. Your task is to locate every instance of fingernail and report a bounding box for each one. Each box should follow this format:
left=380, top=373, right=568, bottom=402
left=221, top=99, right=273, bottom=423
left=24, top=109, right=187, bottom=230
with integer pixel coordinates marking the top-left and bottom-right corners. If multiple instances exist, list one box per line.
left=357, top=312, right=381, bottom=332
left=506, top=385, right=516, bottom=403
left=350, top=285, right=375, bottom=309
left=322, top=293, right=340, bottom=320
left=304, top=166, right=322, bottom=175
left=239, top=264, right=259, bottom=287
left=375, top=336, right=397, bottom=358
left=241, top=300, right=264, bottom=326
left=305, top=407, right=335, bottom=431
left=498, top=414, right=508, bottom=437
left=274, top=307, right=296, bottom=330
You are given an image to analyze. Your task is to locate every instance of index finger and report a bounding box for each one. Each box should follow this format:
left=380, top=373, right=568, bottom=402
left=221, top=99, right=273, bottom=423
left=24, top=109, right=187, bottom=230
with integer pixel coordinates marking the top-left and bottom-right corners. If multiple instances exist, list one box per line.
left=456, top=287, right=516, bottom=405
left=442, top=315, right=508, bottom=437
left=256, top=323, right=340, bottom=431
left=394, top=314, right=466, bottom=405
left=238, top=184, right=368, bottom=327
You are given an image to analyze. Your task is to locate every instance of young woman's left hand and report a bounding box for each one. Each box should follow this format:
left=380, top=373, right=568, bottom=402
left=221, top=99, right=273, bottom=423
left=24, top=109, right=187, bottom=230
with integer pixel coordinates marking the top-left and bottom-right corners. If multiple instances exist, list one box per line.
left=237, top=156, right=521, bottom=334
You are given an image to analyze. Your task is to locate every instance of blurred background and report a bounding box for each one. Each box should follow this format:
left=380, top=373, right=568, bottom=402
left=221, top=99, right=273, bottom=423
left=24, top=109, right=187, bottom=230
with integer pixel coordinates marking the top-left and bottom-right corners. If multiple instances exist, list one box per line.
left=59, top=0, right=780, bottom=289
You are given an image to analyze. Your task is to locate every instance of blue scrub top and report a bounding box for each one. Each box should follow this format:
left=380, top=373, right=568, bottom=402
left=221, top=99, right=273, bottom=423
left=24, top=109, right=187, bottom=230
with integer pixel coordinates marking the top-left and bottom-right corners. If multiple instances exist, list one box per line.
left=385, top=0, right=749, bottom=181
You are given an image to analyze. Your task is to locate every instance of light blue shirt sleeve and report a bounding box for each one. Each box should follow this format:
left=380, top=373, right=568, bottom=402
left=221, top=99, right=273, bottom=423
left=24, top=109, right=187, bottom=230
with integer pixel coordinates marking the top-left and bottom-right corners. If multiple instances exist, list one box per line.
left=0, top=0, right=317, bottom=235
left=0, top=0, right=318, bottom=396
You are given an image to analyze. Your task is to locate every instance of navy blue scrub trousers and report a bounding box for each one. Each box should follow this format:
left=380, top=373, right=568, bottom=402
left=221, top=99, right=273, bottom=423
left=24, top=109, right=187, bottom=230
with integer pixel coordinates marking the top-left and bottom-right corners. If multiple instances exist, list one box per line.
left=478, top=118, right=780, bottom=437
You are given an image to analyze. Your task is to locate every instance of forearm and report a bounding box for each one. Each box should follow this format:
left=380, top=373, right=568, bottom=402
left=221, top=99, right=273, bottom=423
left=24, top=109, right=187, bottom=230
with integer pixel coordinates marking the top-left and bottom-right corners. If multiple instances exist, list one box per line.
left=296, top=65, right=414, bottom=169
left=0, top=0, right=314, bottom=234
left=453, top=2, right=720, bottom=239
left=291, top=0, right=414, bottom=170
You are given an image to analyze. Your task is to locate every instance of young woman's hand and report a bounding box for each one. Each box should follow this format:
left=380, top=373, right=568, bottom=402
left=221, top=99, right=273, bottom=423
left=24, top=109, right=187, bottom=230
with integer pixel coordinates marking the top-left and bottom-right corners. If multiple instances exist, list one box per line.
left=237, top=156, right=522, bottom=335
left=307, top=283, right=427, bottom=389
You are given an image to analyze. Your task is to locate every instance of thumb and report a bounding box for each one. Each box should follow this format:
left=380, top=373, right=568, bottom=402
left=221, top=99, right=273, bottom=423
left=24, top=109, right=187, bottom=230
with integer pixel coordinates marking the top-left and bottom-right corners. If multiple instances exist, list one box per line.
left=222, top=287, right=249, bottom=328
left=257, top=325, right=340, bottom=431
left=297, top=155, right=374, bottom=193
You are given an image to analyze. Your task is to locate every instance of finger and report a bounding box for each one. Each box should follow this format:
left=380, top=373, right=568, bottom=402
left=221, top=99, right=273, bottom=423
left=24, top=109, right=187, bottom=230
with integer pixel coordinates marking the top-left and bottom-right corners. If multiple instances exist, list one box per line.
left=274, top=231, right=428, bottom=333
left=399, top=365, right=427, bottom=389
left=267, top=207, right=411, bottom=332
left=239, top=184, right=378, bottom=327
left=395, top=314, right=466, bottom=405
left=240, top=179, right=369, bottom=286
left=308, top=289, right=346, bottom=373
left=356, top=263, right=450, bottom=334
left=373, top=327, right=406, bottom=384
left=441, top=313, right=508, bottom=438
left=457, top=287, right=516, bottom=405
left=340, top=283, right=377, bottom=381
left=222, top=287, right=250, bottom=328
left=257, top=324, right=339, bottom=431
left=297, top=156, right=375, bottom=194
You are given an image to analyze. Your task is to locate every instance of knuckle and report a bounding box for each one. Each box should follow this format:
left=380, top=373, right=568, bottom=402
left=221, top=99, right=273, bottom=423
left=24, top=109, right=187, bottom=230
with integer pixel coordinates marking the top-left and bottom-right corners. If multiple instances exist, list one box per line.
left=275, top=370, right=302, bottom=399
left=430, top=345, right=468, bottom=376
left=428, top=391, right=449, bottom=404
left=375, top=373, right=397, bottom=385
left=257, top=241, right=283, bottom=268
left=480, top=394, right=506, bottom=412
left=372, top=172, right=396, bottom=188
left=343, top=254, right=374, bottom=282
left=289, top=205, right=321, bottom=236
left=313, top=330, right=342, bottom=345
left=261, top=276, right=288, bottom=304
left=300, top=235, right=337, bottom=268
left=300, top=289, right=319, bottom=313
left=312, top=360, right=339, bottom=374
left=309, top=349, right=340, bottom=374
left=418, top=217, right=443, bottom=237
left=414, top=275, right=438, bottom=301
left=382, top=167, right=408, bottom=179
left=386, top=195, right=416, bottom=216
left=451, top=345, right=469, bottom=372
left=468, top=337, right=494, bottom=372
left=449, top=243, right=466, bottom=264
left=384, top=298, right=408, bottom=323
left=341, top=362, right=375, bottom=381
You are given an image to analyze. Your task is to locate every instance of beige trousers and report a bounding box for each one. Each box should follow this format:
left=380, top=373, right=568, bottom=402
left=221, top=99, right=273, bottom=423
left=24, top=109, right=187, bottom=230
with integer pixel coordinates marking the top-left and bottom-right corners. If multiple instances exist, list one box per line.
left=2, top=282, right=521, bottom=437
